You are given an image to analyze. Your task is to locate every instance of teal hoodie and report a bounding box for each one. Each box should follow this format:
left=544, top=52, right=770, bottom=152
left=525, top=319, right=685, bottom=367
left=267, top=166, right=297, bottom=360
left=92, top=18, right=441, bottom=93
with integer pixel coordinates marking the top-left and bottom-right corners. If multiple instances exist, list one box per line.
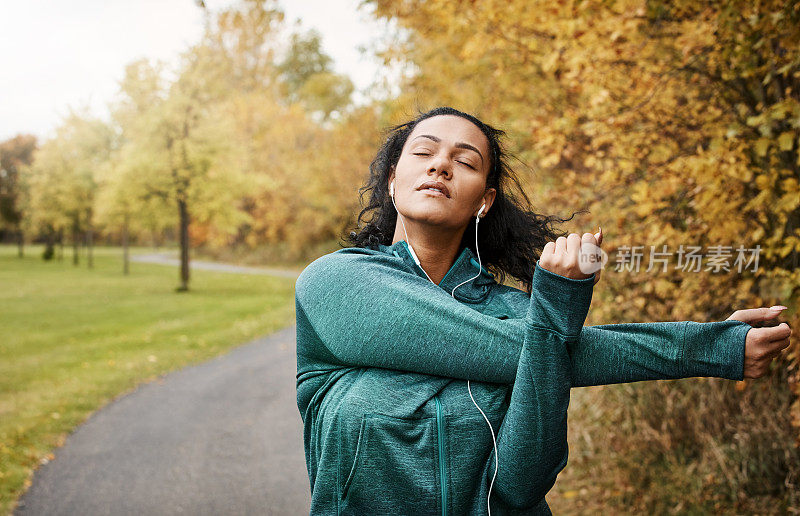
left=295, top=240, right=751, bottom=515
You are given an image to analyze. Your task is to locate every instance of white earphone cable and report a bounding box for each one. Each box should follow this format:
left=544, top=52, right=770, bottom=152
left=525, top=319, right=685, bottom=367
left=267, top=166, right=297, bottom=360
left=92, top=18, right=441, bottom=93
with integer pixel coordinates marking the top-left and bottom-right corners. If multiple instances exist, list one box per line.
left=391, top=183, right=435, bottom=284
left=392, top=182, right=497, bottom=515
left=451, top=214, right=498, bottom=516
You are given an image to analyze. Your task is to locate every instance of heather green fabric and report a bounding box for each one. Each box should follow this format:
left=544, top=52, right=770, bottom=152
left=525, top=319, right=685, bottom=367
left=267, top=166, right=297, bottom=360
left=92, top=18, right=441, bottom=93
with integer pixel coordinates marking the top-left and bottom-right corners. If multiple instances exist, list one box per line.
left=295, top=240, right=752, bottom=515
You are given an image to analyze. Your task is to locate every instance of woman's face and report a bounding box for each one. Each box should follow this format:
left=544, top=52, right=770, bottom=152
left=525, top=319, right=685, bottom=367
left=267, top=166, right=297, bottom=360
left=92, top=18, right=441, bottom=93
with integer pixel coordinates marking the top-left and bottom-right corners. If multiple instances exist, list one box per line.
left=389, top=115, right=496, bottom=231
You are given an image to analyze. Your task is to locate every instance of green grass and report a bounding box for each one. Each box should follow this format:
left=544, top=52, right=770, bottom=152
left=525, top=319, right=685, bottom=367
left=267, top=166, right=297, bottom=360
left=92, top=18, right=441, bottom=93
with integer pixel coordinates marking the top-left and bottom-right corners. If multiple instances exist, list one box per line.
left=0, top=244, right=299, bottom=515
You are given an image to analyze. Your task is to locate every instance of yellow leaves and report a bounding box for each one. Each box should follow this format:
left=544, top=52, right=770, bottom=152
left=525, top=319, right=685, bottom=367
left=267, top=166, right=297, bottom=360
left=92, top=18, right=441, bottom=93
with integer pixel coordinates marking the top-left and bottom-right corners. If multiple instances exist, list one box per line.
left=461, top=37, right=486, bottom=61
left=782, top=178, right=799, bottom=193
left=649, top=143, right=677, bottom=163
left=768, top=100, right=794, bottom=121
left=754, top=138, right=771, bottom=157
left=778, top=237, right=800, bottom=258
left=630, top=182, right=670, bottom=218
left=542, top=50, right=562, bottom=74
left=589, top=89, right=611, bottom=108
left=654, top=279, right=675, bottom=298
left=778, top=132, right=795, bottom=151
left=776, top=190, right=800, bottom=212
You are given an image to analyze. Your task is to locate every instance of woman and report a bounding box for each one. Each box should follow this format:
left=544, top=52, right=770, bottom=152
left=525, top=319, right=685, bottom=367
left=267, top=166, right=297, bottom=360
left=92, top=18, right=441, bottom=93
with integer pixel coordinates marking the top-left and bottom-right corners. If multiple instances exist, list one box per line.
left=294, top=106, right=791, bottom=515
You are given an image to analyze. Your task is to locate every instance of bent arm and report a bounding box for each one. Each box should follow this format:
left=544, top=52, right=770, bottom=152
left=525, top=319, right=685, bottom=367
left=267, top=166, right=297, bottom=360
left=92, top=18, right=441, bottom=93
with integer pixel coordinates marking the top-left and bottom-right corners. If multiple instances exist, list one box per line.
left=491, top=264, right=593, bottom=511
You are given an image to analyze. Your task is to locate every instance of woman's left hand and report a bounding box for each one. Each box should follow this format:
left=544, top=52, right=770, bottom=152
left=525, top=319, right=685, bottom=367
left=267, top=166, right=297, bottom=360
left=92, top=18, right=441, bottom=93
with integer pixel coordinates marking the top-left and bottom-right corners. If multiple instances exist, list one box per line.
left=726, top=306, right=792, bottom=379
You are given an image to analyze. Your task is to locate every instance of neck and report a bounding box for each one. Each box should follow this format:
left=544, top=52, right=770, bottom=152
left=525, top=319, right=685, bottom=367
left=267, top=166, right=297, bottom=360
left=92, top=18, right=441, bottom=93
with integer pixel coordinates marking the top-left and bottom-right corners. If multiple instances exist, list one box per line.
left=391, top=220, right=468, bottom=285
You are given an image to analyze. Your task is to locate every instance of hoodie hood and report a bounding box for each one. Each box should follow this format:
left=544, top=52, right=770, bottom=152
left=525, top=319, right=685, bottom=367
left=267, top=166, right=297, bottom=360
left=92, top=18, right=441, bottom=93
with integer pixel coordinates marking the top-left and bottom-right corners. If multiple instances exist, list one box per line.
left=377, top=240, right=496, bottom=303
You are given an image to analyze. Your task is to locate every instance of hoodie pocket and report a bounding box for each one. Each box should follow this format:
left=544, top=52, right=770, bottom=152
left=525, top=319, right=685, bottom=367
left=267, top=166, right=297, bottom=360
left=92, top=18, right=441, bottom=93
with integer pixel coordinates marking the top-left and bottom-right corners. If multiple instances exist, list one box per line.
left=339, top=413, right=441, bottom=515
left=340, top=416, right=366, bottom=500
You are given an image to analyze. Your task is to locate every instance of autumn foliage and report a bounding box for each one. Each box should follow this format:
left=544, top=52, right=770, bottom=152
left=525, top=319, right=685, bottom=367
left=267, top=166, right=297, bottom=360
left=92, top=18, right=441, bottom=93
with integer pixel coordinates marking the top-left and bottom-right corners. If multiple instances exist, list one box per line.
left=366, top=0, right=800, bottom=510
left=3, top=0, right=799, bottom=511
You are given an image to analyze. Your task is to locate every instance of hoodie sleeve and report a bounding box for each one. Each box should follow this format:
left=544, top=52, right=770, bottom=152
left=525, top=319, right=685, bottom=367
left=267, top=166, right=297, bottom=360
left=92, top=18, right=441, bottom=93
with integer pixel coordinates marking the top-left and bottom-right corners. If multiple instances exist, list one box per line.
left=568, top=320, right=751, bottom=387
left=295, top=250, right=528, bottom=384
left=295, top=250, right=750, bottom=388
left=490, top=262, right=592, bottom=512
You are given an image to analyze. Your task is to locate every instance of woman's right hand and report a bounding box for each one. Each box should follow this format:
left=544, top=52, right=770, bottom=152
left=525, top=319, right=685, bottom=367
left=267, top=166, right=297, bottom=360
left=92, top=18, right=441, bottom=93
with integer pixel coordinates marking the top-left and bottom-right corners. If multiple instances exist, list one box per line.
left=726, top=306, right=792, bottom=379
left=538, top=230, right=602, bottom=281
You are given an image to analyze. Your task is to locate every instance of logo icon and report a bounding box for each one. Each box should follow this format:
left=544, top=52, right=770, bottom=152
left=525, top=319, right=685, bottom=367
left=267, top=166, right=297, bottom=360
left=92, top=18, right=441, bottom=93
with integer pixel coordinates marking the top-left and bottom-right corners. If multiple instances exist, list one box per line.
left=578, top=242, right=608, bottom=275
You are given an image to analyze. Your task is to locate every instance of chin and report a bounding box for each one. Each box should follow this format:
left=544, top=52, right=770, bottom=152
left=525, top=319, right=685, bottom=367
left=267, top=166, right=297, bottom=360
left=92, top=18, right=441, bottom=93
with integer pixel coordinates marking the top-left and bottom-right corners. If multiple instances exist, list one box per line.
left=407, top=212, right=465, bottom=230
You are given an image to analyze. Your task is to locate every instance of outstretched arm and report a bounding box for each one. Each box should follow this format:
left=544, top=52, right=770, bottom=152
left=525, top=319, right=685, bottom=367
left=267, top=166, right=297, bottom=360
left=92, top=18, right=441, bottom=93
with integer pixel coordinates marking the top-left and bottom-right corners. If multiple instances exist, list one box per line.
left=569, top=319, right=751, bottom=387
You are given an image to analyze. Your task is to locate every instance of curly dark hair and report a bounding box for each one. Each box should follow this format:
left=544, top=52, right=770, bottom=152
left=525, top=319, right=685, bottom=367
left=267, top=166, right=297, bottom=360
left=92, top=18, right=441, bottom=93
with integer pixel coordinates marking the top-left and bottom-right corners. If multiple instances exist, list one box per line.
left=344, top=106, right=585, bottom=294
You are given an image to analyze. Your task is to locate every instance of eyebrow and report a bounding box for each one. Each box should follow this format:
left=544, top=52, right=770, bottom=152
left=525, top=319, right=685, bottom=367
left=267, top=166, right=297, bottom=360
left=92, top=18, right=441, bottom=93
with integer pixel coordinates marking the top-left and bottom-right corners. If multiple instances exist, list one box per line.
left=411, top=134, right=484, bottom=165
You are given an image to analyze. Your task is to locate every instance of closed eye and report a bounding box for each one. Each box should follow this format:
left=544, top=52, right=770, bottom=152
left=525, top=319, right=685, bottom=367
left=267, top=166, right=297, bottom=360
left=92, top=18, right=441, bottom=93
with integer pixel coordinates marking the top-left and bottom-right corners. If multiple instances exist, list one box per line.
left=413, top=152, right=475, bottom=169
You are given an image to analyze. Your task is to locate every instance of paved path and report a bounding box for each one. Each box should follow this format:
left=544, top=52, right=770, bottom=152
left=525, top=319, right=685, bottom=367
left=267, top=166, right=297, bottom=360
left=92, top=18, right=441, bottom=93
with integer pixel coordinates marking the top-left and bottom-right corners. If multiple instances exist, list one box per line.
left=15, top=325, right=310, bottom=516
left=131, top=252, right=302, bottom=279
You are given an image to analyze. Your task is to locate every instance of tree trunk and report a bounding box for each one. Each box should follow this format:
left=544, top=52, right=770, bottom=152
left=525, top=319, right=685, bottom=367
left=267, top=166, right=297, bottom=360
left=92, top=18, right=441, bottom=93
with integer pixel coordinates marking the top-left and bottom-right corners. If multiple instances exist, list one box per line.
left=177, top=197, right=190, bottom=291
left=123, top=211, right=130, bottom=275
left=86, top=226, right=94, bottom=269
left=43, top=226, right=55, bottom=261
left=58, top=227, right=64, bottom=261
left=16, top=227, right=23, bottom=258
left=72, top=221, right=80, bottom=266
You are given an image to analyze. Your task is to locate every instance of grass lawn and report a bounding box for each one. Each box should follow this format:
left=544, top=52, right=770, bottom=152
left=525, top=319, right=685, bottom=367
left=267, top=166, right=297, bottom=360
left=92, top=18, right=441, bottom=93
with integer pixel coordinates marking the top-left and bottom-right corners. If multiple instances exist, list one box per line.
left=0, top=244, right=299, bottom=515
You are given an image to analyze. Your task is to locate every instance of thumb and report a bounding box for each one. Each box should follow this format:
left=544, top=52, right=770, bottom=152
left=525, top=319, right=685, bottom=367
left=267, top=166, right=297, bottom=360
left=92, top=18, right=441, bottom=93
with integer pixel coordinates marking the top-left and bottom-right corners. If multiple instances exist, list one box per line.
left=726, top=306, right=787, bottom=325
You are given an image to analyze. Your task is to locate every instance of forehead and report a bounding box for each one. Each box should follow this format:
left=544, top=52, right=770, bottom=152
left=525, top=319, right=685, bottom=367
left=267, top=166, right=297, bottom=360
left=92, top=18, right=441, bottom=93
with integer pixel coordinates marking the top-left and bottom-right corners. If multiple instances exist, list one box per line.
left=406, top=115, right=489, bottom=152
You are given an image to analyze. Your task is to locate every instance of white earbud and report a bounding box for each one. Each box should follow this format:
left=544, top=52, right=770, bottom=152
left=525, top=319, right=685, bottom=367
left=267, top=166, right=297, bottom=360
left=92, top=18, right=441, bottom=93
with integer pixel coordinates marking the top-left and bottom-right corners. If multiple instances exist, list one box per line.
left=477, top=203, right=486, bottom=218
left=390, top=181, right=394, bottom=197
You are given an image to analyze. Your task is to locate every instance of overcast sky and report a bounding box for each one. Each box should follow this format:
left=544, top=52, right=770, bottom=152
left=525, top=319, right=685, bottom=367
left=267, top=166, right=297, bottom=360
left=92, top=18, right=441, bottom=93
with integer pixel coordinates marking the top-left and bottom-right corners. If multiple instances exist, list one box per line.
left=0, top=0, right=393, bottom=141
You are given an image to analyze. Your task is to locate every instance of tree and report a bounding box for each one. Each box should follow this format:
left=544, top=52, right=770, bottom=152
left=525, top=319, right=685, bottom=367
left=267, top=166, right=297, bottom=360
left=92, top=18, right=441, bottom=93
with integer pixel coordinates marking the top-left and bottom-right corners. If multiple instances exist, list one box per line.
left=22, top=111, right=111, bottom=265
left=276, top=28, right=354, bottom=121
left=0, top=134, right=36, bottom=257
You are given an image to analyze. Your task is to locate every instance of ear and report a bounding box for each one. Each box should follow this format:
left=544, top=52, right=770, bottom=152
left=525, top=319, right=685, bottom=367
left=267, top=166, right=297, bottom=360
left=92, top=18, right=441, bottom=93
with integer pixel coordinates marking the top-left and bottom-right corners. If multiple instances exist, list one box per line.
left=388, top=165, right=395, bottom=189
left=478, top=188, right=497, bottom=218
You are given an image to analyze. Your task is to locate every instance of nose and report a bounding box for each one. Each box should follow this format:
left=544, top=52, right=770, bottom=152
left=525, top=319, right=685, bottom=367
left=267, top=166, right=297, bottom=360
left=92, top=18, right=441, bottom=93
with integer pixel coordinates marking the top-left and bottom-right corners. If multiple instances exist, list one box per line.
left=428, top=153, right=451, bottom=179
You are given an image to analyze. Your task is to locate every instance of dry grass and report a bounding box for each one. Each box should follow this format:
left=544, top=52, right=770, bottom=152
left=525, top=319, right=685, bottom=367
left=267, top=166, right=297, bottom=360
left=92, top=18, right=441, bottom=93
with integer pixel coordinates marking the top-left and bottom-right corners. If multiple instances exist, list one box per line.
left=550, top=367, right=799, bottom=515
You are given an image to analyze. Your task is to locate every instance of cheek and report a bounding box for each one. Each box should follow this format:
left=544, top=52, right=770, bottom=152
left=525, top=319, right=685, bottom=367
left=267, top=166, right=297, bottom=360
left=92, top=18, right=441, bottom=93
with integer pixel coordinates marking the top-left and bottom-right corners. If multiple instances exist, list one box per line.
left=393, top=163, right=416, bottom=189
left=462, top=180, right=487, bottom=204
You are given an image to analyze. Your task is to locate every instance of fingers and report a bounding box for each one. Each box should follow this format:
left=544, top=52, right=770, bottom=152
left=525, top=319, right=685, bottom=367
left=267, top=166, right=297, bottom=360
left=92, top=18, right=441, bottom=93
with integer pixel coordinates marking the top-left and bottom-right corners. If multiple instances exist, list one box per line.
left=566, top=233, right=582, bottom=256
left=726, top=306, right=788, bottom=324
left=540, top=230, right=600, bottom=280
left=567, top=234, right=584, bottom=270
left=554, top=236, right=566, bottom=256
left=750, top=322, right=792, bottom=343
left=767, top=337, right=791, bottom=359
left=743, top=323, right=793, bottom=379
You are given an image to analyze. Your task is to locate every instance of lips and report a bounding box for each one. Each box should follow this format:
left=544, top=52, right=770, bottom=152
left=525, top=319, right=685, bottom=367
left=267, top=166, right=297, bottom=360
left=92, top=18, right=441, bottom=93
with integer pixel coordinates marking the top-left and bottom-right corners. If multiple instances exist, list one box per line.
left=417, top=181, right=450, bottom=198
